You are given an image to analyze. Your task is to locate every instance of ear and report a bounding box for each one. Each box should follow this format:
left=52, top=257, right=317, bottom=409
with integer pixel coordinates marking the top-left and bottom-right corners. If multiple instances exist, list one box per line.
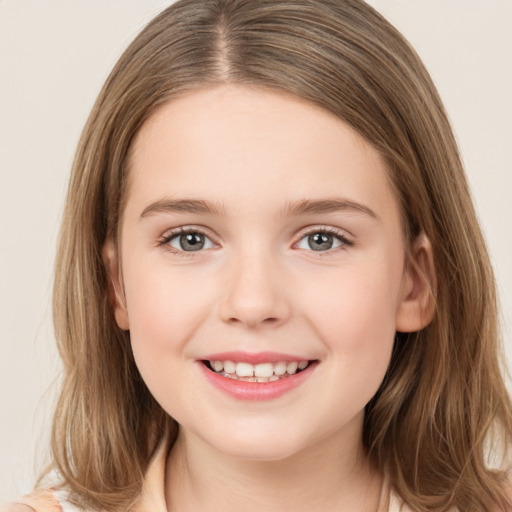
left=102, top=237, right=130, bottom=330
left=395, top=232, right=436, bottom=333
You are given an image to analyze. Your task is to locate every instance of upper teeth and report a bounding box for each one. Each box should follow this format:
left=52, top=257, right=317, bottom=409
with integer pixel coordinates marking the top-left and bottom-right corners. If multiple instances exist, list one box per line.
left=209, top=360, right=309, bottom=378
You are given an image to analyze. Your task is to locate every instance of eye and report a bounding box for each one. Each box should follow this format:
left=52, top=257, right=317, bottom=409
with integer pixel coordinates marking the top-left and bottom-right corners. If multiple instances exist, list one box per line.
left=296, top=229, right=351, bottom=252
left=164, top=229, right=215, bottom=252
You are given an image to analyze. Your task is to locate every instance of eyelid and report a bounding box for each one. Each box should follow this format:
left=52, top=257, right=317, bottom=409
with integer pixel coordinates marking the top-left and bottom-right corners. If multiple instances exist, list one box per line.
left=157, top=224, right=353, bottom=257
left=293, top=225, right=353, bottom=253
left=158, top=226, right=219, bottom=255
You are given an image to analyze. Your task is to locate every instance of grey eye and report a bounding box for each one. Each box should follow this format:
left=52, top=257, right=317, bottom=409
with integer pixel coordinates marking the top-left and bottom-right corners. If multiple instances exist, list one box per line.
left=169, top=232, right=214, bottom=251
left=297, top=231, right=346, bottom=252
left=308, top=233, right=334, bottom=251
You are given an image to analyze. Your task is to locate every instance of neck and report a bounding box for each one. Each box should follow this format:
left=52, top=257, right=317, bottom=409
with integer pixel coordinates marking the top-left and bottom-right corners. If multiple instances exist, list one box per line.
left=165, top=417, right=384, bottom=512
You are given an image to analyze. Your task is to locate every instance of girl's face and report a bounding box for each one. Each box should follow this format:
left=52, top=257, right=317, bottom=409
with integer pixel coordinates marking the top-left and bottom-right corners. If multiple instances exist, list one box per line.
left=106, top=85, right=430, bottom=461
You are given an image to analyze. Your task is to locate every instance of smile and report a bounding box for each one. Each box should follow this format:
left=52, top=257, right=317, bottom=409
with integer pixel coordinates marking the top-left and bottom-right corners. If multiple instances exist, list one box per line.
left=205, top=359, right=311, bottom=382
left=198, top=352, right=319, bottom=400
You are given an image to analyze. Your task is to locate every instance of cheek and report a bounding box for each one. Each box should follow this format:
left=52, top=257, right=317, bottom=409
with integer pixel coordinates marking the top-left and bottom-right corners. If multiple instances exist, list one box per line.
left=307, top=264, right=400, bottom=333
left=123, top=264, right=213, bottom=367
left=301, top=256, right=402, bottom=378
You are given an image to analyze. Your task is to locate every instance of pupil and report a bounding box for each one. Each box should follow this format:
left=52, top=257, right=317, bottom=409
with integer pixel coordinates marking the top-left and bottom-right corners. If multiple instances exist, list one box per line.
left=181, top=233, right=204, bottom=251
left=309, top=233, right=332, bottom=251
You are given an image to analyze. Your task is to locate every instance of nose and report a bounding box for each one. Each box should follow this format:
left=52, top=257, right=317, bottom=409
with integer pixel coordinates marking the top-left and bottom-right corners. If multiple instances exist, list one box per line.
left=219, top=248, right=291, bottom=329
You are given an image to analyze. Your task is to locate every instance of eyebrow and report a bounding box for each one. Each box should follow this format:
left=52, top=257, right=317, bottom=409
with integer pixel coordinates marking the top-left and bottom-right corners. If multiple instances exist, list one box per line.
left=139, top=197, right=377, bottom=220
left=282, top=198, right=378, bottom=219
left=139, top=198, right=227, bottom=220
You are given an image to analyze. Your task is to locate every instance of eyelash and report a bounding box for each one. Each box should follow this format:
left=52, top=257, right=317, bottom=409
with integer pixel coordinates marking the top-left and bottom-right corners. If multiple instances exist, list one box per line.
left=158, top=226, right=353, bottom=258
left=158, top=227, right=215, bottom=259
left=295, top=227, right=353, bottom=256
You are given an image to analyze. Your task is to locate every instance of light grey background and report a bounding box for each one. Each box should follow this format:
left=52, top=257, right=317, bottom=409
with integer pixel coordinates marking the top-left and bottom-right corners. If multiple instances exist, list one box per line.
left=1, top=0, right=511, bottom=502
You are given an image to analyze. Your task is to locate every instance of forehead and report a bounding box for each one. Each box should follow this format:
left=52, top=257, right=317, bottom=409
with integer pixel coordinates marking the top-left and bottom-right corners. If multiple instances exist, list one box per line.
left=125, top=85, right=397, bottom=221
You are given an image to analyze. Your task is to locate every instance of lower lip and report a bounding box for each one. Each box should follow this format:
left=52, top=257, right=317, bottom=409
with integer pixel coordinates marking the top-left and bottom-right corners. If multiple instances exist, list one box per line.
left=198, top=361, right=318, bottom=401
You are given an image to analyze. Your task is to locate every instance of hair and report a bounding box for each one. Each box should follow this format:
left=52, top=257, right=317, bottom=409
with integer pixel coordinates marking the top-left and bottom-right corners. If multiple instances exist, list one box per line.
left=48, top=0, right=512, bottom=510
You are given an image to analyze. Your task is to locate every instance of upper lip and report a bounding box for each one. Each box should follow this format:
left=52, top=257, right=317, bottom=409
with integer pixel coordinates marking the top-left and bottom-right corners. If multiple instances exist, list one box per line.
left=200, top=351, right=314, bottom=364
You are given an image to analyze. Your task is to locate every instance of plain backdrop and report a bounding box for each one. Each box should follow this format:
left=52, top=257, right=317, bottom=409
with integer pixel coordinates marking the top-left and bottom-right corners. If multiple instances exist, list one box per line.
left=1, top=0, right=511, bottom=502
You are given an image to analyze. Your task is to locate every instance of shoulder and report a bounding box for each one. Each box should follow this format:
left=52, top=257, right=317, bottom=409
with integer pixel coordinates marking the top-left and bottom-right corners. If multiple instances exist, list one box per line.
left=2, top=489, right=61, bottom=512
left=0, top=504, right=37, bottom=512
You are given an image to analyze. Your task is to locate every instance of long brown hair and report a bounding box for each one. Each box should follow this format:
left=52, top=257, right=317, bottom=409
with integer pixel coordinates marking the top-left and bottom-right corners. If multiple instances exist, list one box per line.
left=50, top=0, right=512, bottom=510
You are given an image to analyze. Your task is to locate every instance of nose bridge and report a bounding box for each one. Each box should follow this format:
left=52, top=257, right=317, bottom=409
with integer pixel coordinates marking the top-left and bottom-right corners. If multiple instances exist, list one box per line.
left=220, top=241, right=290, bottom=328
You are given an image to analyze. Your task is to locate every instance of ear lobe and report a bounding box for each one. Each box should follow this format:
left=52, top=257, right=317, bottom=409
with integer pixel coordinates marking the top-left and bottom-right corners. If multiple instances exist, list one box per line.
left=102, top=238, right=130, bottom=331
left=395, top=232, right=436, bottom=333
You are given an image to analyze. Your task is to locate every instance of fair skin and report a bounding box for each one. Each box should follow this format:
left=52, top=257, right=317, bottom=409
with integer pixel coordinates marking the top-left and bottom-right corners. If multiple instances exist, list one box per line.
left=104, top=85, right=434, bottom=512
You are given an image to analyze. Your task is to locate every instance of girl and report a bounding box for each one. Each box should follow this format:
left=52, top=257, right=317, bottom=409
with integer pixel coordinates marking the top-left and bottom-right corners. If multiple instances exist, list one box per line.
left=5, top=0, right=512, bottom=510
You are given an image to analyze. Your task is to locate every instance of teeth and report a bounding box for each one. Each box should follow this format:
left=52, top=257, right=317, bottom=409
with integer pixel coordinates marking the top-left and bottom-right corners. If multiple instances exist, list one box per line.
left=236, top=362, right=254, bottom=377
left=254, top=363, right=274, bottom=378
left=223, top=360, right=236, bottom=374
left=273, top=361, right=287, bottom=376
left=286, top=362, right=299, bottom=375
left=209, top=359, right=311, bottom=380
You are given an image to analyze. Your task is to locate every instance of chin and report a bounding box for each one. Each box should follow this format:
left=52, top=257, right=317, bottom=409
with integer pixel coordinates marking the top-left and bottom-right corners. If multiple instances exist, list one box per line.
left=217, top=438, right=305, bottom=462
left=195, top=421, right=310, bottom=462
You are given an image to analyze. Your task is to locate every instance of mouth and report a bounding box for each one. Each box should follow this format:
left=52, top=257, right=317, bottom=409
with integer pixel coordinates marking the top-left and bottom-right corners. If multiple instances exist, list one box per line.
left=198, top=351, right=319, bottom=400
left=201, top=359, right=316, bottom=382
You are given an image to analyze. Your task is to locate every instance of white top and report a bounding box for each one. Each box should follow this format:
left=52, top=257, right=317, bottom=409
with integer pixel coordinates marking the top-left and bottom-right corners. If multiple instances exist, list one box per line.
left=52, top=490, right=82, bottom=512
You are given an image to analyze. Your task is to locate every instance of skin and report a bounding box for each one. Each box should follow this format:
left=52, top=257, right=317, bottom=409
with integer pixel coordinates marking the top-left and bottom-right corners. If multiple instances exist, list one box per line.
left=104, top=85, right=434, bottom=512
